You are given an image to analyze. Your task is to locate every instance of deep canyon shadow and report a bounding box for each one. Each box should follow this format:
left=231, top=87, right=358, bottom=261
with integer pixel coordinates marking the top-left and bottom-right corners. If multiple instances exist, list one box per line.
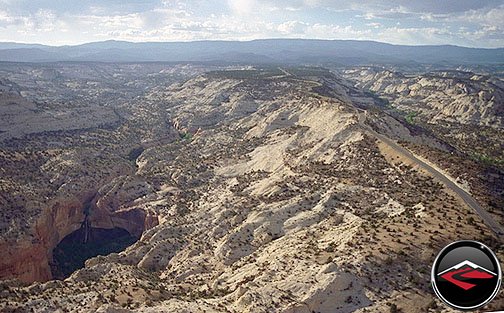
left=51, top=226, right=138, bottom=279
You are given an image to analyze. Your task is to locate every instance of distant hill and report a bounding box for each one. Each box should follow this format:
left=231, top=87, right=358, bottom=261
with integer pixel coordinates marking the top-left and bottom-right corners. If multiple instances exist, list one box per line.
left=0, top=39, right=502, bottom=64
left=0, top=48, right=69, bottom=62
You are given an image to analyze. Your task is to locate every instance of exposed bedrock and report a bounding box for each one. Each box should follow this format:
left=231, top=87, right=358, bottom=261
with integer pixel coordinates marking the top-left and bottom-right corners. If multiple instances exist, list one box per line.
left=0, top=187, right=158, bottom=283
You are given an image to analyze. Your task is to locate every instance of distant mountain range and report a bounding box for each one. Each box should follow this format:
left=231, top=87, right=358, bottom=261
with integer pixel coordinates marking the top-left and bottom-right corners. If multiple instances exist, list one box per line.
left=0, top=39, right=502, bottom=65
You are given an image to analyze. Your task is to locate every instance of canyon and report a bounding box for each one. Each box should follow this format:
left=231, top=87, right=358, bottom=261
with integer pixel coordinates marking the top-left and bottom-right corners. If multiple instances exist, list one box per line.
left=0, top=63, right=503, bottom=312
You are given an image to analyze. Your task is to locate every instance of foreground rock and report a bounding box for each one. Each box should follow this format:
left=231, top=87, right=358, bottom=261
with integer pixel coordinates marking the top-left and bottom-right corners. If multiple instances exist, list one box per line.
left=1, top=65, right=502, bottom=312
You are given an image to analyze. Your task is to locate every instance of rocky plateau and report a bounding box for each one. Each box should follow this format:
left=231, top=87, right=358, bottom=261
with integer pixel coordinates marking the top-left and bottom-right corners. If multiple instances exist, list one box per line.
left=0, top=64, right=502, bottom=313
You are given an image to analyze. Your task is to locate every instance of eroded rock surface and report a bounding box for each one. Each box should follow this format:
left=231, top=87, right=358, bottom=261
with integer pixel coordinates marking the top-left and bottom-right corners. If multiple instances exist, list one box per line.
left=1, top=65, right=503, bottom=312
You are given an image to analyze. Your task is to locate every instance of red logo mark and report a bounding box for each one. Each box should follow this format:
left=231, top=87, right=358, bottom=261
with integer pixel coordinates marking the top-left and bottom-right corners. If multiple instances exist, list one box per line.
left=438, top=260, right=496, bottom=291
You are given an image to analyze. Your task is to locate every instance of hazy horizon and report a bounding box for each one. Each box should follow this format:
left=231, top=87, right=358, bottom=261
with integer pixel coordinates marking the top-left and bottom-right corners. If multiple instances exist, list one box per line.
left=1, top=37, right=503, bottom=49
left=0, top=1, right=502, bottom=48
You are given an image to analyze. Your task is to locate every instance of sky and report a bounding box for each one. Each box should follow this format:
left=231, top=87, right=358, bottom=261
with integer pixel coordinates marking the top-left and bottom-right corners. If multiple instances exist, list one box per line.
left=0, top=0, right=502, bottom=47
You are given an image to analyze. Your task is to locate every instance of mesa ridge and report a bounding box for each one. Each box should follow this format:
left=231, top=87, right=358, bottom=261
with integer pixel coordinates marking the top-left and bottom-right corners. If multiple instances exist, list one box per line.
left=0, top=64, right=503, bottom=312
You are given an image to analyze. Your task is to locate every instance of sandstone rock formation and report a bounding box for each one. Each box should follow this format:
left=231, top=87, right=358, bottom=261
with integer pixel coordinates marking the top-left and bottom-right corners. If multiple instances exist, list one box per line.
left=342, top=67, right=504, bottom=127
left=1, top=65, right=502, bottom=312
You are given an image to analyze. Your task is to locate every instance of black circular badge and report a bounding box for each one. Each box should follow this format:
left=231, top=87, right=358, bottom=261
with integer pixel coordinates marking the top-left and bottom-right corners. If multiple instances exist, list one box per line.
left=431, top=240, right=502, bottom=310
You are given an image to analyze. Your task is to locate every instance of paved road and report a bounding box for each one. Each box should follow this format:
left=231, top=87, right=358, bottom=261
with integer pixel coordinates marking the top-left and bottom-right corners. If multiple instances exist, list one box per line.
left=357, top=110, right=504, bottom=239
left=280, top=72, right=503, bottom=239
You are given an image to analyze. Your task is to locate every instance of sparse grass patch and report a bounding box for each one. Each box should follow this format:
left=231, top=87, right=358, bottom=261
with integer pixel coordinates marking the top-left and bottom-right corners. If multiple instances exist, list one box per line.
left=405, top=111, right=418, bottom=124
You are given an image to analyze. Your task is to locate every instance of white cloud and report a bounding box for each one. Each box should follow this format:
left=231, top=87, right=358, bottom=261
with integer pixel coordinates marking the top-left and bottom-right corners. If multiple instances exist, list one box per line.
left=277, top=21, right=308, bottom=34
left=0, top=8, right=61, bottom=33
left=306, top=24, right=372, bottom=39
left=0, top=1, right=502, bottom=47
left=0, top=9, right=15, bottom=23
left=460, top=5, right=504, bottom=28
left=376, top=27, right=455, bottom=45
left=366, top=22, right=382, bottom=29
left=227, top=0, right=257, bottom=15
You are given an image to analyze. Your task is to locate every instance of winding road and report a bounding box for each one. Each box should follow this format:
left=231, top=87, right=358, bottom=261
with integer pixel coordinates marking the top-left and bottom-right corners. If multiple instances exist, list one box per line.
left=357, top=110, right=504, bottom=240
left=281, top=67, right=503, bottom=240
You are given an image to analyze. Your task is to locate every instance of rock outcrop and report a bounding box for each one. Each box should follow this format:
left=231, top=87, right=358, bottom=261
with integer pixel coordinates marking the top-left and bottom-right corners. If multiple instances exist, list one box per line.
left=0, top=187, right=157, bottom=282
left=1, top=65, right=502, bottom=312
left=0, top=194, right=87, bottom=282
left=342, top=67, right=504, bottom=127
